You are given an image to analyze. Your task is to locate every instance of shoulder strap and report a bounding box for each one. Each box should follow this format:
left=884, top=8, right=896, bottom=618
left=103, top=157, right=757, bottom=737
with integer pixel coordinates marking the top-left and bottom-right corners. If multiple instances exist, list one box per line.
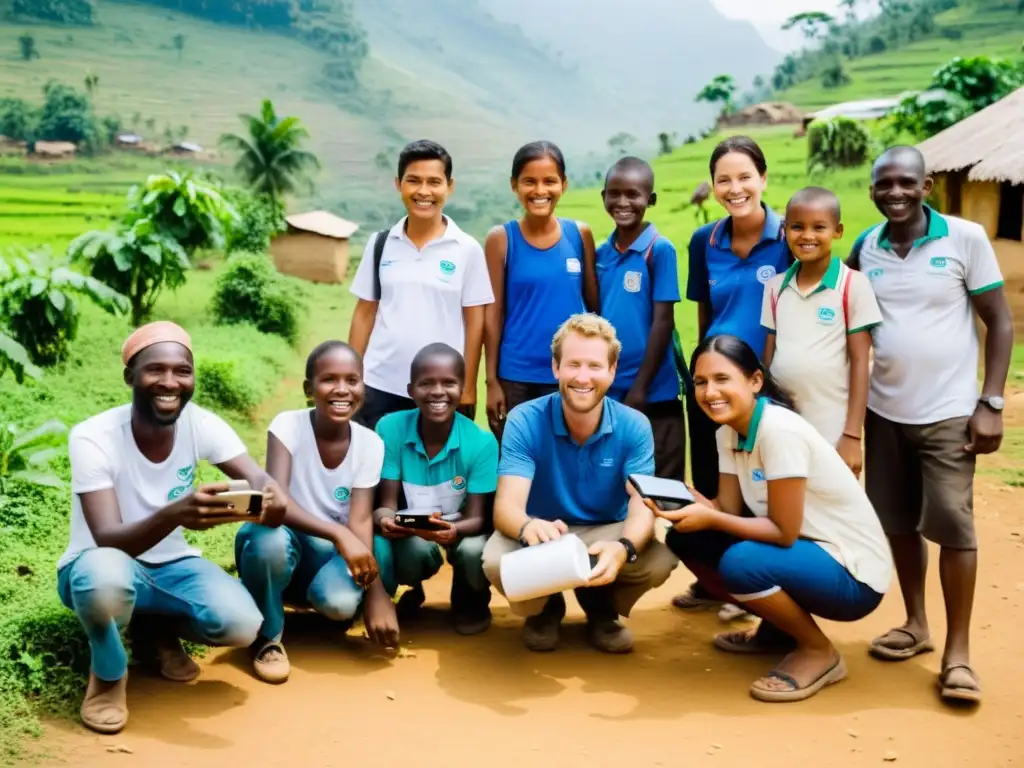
left=840, top=264, right=852, bottom=330
left=770, top=283, right=779, bottom=326
left=371, top=230, right=388, bottom=301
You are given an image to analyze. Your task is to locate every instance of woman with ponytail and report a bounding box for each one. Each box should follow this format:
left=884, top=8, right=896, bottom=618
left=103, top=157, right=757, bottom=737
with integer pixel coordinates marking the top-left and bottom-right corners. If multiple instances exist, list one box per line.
left=653, top=335, right=892, bottom=703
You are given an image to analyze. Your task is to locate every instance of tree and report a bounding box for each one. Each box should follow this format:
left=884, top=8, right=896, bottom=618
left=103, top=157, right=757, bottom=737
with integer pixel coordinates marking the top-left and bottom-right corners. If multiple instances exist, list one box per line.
left=0, top=98, right=37, bottom=142
left=84, top=72, right=99, bottom=99
left=821, top=60, right=852, bottom=89
left=131, top=111, right=142, bottom=131
left=18, top=34, right=39, bottom=61
left=931, top=55, right=1024, bottom=114
left=173, top=33, right=186, bottom=61
left=879, top=0, right=913, bottom=45
left=782, top=11, right=836, bottom=43
left=695, top=74, right=737, bottom=116
left=0, top=248, right=128, bottom=367
left=607, top=132, right=638, bottom=156
left=657, top=132, right=675, bottom=156
left=219, top=99, right=321, bottom=203
left=37, top=80, right=96, bottom=145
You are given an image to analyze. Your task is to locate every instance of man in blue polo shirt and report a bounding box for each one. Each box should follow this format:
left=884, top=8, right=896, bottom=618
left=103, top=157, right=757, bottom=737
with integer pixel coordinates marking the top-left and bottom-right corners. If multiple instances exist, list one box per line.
left=481, top=314, right=678, bottom=654
left=597, top=156, right=684, bottom=482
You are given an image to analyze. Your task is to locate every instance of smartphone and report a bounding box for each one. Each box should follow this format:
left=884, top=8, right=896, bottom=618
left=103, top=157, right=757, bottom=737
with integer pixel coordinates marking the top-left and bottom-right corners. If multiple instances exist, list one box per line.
left=627, top=474, right=695, bottom=510
left=394, top=508, right=444, bottom=529
left=216, top=490, right=264, bottom=516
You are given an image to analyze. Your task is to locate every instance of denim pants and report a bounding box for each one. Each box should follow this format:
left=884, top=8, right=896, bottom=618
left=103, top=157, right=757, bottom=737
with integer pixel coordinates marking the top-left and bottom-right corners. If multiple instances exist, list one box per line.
left=387, top=534, right=491, bottom=613
left=57, top=548, right=263, bottom=682
left=234, top=523, right=396, bottom=643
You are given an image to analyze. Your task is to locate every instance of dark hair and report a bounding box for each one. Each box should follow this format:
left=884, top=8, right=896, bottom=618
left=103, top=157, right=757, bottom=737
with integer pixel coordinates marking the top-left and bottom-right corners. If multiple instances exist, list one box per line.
left=605, top=155, right=655, bottom=190
left=787, top=185, right=842, bottom=222
left=410, top=342, right=465, bottom=383
left=398, top=139, right=453, bottom=181
left=690, top=334, right=795, bottom=411
left=511, top=141, right=566, bottom=181
left=305, top=340, right=360, bottom=381
left=709, top=136, right=768, bottom=178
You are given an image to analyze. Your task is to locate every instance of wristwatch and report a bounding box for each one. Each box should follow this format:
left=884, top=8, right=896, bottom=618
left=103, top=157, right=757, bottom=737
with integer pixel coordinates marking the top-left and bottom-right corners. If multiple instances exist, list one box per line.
left=618, top=537, right=638, bottom=564
left=979, top=396, right=1005, bottom=412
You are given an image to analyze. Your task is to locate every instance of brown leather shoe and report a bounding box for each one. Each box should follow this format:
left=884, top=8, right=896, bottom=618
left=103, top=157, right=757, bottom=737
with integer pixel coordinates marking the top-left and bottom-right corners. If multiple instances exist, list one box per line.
left=156, top=638, right=201, bottom=682
left=586, top=619, right=635, bottom=654
left=521, top=594, right=565, bottom=652
left=80, top=671, right=129, bottom=734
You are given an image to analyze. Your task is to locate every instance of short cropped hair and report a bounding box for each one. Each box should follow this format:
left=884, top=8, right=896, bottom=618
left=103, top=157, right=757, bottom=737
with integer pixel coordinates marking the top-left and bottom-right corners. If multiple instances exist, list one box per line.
left=551, top=313, right=622, bottom=367
left=398, top=139, right=453, bottom=181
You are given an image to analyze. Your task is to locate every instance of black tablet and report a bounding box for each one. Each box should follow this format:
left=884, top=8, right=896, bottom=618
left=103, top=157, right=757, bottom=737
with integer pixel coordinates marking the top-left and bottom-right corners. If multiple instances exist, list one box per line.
left=627, top=475, right=695, bottom=508
left=394, top=508, right=445, bottom=530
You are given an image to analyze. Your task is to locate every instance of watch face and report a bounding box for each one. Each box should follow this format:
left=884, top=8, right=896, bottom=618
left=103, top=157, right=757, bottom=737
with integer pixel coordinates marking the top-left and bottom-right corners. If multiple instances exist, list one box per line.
left=984, top=397, right=1005, bottom=410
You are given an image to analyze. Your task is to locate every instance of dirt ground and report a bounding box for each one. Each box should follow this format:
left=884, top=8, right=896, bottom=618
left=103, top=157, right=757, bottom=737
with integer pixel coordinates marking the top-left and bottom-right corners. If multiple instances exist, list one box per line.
left=40, top=404, right=1024, bottom=768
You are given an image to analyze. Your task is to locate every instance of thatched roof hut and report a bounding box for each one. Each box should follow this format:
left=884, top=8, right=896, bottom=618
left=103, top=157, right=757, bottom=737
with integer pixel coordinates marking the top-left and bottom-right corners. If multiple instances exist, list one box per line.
left=270, top=211, right=360, bottom=284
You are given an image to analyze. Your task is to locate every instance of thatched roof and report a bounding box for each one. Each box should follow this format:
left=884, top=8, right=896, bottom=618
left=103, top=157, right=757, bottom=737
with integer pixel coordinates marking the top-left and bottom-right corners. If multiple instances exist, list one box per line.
left=285, top=211, right=359, bottom=240
left=917, top=86, right=1024, bottom=184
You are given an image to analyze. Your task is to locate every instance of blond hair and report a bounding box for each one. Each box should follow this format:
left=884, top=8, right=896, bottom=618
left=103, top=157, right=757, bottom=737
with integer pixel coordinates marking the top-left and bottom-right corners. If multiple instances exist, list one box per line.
left=551, top=313, right=621, bottom=366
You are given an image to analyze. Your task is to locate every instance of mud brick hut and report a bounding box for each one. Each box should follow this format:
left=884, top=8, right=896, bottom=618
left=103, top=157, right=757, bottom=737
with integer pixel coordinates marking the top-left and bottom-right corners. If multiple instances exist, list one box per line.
left=271, top=211, right=360, bottom=284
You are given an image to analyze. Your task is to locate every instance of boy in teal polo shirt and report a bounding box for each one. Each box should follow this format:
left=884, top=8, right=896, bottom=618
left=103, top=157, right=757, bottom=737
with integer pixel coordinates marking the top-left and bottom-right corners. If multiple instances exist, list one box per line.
left=374, top=343, right=498, bottom=635
left=597, top=157, right=685, bottom=482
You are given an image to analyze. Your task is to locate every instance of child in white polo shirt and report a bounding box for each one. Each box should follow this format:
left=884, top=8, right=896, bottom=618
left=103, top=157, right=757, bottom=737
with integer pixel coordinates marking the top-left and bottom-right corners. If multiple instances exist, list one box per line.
left=348, top=140, right=495, bottom=430
left=762, top=187, right=882, bottom=477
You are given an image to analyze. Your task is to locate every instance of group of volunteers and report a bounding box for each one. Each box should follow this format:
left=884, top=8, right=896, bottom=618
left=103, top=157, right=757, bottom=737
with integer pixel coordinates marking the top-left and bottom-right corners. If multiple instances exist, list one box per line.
left=56, top=135, right=1013, bottom=735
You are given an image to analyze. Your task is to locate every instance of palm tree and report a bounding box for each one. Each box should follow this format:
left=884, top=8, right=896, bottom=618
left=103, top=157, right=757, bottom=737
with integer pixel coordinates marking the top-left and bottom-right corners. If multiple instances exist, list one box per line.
left=219, top=99, right=321, bottom=203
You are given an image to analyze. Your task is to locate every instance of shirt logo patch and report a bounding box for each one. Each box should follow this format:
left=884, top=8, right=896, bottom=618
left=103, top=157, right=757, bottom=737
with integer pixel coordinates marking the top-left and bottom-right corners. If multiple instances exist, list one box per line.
left=176, top=465, right=195, bottom=483
left=334, top=487, right=351, bottom=502
left=756, top=266, right=777, bottom=284
left=623, top=271, right=642, bottom=293
left=867, top=268, right=884, bottom=281
left=168, top=485, right=189, bottom=501
left=450, top=476, right=467, bottom=491
left=752, top=469, right=766, bottom=482
left=380, top=260, right=395, bottom=267
left=439, top=260, right=456, bottom=276
left=929, top=256, right=947, bottom=269
left=817, top=307, right=838, bottom=324
left=600, top=458, right=614, bottom=467
left=566, top=258, right=582, bottom=274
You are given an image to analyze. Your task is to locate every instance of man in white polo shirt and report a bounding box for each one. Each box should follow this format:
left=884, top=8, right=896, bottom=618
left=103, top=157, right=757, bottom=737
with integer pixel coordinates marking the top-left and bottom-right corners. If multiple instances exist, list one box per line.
left=848, top=146, right=1014, bottom=705
left=349, top=140, right=494, bottom=429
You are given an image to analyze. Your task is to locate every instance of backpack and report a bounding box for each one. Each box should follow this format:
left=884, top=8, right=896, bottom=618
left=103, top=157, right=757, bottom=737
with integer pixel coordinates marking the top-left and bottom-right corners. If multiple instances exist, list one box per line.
left=768, top=262, right=853, bottom=330
left=642, top=236, right=693, bottom=396
left=370, top=229, right=388, bottom=300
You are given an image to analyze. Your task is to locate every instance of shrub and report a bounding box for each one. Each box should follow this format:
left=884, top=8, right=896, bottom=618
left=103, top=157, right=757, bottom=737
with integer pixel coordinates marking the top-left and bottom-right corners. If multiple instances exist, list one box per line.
left=0, top=419, right=68, bottom=494
left=10, top=0, right=95, bottom=25
left=807, top=117, right=871, bottom=174
left=195, top=357, right=262, bottom=414
left=0, top=98, right=37, bottom=142
left=821, top=61, right=851, bottom=89
left=210, top=252, right=306, bottom=345
left=868, top=35, right=887, bottom=53
left=222, top=187, right=286, bottom=254
left=36, top=80, right=97, bottom=146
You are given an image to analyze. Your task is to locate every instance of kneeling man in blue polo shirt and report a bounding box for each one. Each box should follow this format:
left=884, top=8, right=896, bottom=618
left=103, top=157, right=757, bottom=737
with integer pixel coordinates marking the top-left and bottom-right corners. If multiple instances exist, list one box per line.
left=482, top=314, right=678, bottom=653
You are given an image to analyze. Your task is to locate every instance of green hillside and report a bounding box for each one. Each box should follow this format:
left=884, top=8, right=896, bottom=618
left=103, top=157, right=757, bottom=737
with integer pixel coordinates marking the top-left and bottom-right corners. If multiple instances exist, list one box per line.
left=780, top=3, right=1024, bottom=109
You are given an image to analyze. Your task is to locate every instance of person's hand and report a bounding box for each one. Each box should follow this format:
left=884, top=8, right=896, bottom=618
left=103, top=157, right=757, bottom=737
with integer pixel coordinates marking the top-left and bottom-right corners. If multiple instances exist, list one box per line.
left=418, top=514, right=458, bottom=547
left=456, top=403, right=476, bottom=421
left=520, top=518, right=568, bottom=546
left=687, top=485, right=717, bottom=510
left=363, top=589, right=400, bottom=648
left=258, top=479, right=288, bottom=528
left=334, top=528, right=378, bottom=588
left=486, top=380, right=506, bottom=433
left=167, top=482, right=251, bottom=530
left=379, top=516, right=412, bottom=539
left=965, top=403, right=1003, bottom=455
left=667, top=504, right=718, bottom=533
left=587, top=540, right=628, bottom=587
left=623, top=383, right=648, bottom=412
left=836, top=435, right=863, bottom=478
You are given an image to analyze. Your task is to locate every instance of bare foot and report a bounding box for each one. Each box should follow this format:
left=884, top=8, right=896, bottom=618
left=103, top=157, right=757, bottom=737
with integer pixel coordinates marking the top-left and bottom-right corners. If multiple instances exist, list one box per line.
left=81, top=671, right=129, bottom=734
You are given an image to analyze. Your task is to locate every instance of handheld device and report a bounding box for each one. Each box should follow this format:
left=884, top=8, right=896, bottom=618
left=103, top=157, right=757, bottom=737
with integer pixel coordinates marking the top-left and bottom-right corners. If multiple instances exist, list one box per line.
left=627, top=474, right=695, bottom=510
left=394, top=508, right=445, bottom=530
left=216, top=481, right=264, bottom=516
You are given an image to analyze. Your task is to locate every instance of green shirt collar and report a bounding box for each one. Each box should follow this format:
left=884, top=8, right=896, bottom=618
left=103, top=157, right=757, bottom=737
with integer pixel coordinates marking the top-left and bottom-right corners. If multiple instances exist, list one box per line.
left=736, top=397, right=767, bottom=453
left=404, top=412, right=462, bottom=463
left=778, top=256, right=842, bottom=295
left=877, top=205, right=949, bottom=250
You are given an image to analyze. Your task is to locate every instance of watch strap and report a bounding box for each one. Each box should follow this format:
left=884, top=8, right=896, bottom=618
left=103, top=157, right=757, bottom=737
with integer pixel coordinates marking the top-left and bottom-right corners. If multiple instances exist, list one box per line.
left=618, top=537, right=638, bottom=562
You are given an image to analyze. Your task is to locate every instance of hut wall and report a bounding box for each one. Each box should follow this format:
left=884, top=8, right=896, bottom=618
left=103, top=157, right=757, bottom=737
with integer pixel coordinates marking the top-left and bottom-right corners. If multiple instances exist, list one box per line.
left=270, top=233, right=350, bottom=284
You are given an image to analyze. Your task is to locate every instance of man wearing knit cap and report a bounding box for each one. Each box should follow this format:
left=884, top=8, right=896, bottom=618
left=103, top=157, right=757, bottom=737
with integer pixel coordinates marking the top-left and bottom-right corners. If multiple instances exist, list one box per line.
left=57, top=321, right=290, bottom=735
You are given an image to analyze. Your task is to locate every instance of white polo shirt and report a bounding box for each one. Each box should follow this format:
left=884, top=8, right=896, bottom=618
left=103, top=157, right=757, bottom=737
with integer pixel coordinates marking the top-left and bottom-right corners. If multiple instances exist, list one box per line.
left=761, top=257, right=882, bottom=444
left=351, top=216, right=494, bottom=397
left=268, top=409, right=384, bottom=526
left=854, top=209, right=1004, bottom=425
left=718, top=399, right=893, bottom=594
left=61, top=403, right=247, bottom=569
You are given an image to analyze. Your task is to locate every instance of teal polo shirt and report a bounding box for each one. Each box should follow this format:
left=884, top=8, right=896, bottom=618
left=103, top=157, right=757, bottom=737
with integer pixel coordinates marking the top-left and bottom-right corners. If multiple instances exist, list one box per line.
left=498, top=393, right=655, bottom=525
left=376, top=410, right=498, bottom=521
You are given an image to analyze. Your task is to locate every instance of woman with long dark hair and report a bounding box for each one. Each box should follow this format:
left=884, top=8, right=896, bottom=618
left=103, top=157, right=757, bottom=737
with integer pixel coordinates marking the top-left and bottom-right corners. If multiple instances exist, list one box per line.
left=653, top=335, right=892, bottom=702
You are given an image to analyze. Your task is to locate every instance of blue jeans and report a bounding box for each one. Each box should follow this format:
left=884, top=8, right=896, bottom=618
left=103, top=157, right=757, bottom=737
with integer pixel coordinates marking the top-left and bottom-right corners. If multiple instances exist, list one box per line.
left=385, top=534, right=490, bottom=613
left=666, top=529, right=883, bottom=622
left=234, top=523, right=396, bottom=642
left=57, top=548, right=263, bottom=682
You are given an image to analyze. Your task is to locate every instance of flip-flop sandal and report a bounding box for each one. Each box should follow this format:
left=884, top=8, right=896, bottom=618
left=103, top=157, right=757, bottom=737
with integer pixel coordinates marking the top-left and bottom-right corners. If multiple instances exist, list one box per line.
left=869, top=627, right=934, bottom=661
left=750, top=657, right=848, bottom=703
left=938, top=663, right=982, bottom=704
left=713, top=629, right=795, bottom=655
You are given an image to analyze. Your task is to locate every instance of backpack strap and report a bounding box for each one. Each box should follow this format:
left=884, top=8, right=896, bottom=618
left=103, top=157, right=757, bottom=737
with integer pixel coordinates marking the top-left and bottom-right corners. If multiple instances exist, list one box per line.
left=371, top=229, right=388, bottom=301
left=839, top=263, right=852, bottom=330
left=770, top=284, right=780, bottom=327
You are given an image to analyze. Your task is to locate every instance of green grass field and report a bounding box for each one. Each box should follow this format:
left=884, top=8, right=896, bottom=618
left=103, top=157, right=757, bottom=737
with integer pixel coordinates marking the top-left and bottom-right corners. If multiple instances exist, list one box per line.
left=781, top=4, right=1024, bottom=109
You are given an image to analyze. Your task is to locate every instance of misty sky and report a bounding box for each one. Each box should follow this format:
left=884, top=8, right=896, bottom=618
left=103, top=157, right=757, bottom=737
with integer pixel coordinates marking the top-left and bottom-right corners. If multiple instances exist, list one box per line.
left=711, top=0, right=879, bottom=50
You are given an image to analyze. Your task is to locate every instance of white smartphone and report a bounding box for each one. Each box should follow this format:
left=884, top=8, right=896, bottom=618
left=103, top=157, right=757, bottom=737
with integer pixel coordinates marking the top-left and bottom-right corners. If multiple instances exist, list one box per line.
left=627, top=474, right=695, bottom=509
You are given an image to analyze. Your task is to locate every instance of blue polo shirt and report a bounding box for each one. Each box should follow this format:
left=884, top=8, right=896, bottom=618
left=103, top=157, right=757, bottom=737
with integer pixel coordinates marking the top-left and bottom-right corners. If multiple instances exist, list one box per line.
left=498, top=394, right=654, bottom=525
left=686, top=205, right=791, bottom=356
left=596, top=225, right=681, bottom=404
